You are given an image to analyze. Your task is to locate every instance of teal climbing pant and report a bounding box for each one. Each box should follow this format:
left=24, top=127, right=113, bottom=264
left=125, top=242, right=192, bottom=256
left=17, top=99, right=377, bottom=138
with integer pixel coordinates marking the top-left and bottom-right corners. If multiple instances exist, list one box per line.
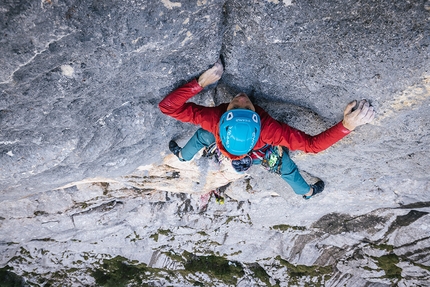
left=180, top=128, right=216, bottom=161
left=180, top=128, right=310, bottom=195
left=279, top=147, right=310, bottom=195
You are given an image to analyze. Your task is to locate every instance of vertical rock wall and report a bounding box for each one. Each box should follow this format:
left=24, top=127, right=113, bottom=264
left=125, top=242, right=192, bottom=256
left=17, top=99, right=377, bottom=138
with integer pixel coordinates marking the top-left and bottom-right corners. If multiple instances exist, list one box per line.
left=0, top=0, right=225, bottom=199
left=1, top=0, right=430, bottom=286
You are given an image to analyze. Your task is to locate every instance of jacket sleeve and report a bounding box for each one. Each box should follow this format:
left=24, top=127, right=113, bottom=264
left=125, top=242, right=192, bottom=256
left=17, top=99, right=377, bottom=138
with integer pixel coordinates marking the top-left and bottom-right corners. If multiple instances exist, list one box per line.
left=260, top=108, right=351, bottom=153
left=158, top=79, right=222, bottom=132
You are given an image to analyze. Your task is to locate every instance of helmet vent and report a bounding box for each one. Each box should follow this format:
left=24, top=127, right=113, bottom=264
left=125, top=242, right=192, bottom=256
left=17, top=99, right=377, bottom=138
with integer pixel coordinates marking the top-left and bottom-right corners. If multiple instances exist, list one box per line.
left=219, top=109, right=261, bottom=156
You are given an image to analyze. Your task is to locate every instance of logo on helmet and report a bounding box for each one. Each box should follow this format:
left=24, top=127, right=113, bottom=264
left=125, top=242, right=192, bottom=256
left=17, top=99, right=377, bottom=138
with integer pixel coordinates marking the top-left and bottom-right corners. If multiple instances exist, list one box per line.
left=219, top=109, right=261, bottom=156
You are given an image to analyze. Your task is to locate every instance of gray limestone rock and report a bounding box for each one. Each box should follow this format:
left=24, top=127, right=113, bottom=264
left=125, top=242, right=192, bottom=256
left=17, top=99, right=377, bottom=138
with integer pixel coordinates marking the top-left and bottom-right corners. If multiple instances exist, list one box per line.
left=1, top=0, right=430, bottom=286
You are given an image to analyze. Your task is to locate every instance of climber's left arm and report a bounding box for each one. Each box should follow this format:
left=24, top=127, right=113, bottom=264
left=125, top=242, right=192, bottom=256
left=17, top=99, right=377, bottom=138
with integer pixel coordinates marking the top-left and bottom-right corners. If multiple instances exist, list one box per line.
left=259, top=99, right=375, bottom=153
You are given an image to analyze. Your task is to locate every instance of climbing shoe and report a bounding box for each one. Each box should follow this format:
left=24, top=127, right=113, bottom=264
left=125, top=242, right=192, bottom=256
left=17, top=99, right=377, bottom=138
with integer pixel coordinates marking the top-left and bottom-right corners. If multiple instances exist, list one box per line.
left=303, top=180, right=325, bottom=200
left=169, top=140, right=184, bottom=161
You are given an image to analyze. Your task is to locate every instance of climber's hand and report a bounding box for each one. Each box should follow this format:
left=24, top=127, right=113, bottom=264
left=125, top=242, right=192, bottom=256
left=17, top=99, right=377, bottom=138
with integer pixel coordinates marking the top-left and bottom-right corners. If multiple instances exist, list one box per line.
left=342, top=99, right=375, bottom=131
left=197, top=59, right=224, bottom=88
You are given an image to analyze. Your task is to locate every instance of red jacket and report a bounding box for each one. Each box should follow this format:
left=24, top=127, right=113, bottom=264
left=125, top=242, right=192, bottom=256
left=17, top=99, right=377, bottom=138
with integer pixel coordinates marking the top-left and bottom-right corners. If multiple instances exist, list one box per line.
left=159, top=79, right=351, bottom=160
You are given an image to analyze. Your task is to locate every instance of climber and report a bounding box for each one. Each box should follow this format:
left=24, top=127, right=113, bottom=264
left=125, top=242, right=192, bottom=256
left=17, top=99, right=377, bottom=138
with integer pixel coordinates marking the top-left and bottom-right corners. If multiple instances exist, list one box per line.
left=158, top=60, right=375, bottom=199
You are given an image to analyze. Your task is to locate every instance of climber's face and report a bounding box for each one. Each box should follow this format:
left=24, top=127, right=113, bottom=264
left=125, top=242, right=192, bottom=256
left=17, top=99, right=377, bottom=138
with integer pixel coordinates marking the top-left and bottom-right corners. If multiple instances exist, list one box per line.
left=227, top=93, right=255, bottom=111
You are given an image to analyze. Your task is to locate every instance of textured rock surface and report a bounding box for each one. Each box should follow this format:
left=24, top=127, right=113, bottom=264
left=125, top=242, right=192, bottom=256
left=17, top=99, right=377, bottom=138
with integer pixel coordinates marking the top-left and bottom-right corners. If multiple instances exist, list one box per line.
left=1, top=0, right=430, bottom=286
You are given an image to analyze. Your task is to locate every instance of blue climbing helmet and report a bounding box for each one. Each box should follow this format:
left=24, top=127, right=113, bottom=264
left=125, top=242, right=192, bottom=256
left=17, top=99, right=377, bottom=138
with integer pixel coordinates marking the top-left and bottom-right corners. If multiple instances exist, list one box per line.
left=219, top=109, right=261, bottom=156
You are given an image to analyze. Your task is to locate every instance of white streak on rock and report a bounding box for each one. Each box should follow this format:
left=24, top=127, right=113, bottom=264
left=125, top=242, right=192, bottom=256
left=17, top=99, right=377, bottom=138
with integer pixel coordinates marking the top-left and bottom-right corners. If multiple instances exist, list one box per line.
left=181, top=31, right=193, bottom=46
left=132, top=37, right=142, bottom=44
left=160, top=0, right=181, bottom=9
left=0, top=32, right=74, bottom=84
left=0, top=140, right=19, bottom=145
left=131, top=42, right=161, bottom=54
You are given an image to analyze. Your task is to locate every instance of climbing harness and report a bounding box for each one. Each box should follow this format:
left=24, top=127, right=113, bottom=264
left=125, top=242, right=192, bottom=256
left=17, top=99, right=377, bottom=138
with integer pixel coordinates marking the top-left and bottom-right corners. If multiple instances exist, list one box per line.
left=204, top=142, right=284, bottom=174
left=260, top=145, right=283, bottom=175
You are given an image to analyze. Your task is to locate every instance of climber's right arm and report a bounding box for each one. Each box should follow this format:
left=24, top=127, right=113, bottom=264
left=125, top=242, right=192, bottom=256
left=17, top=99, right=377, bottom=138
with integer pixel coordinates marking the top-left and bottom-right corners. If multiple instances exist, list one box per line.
left=158, top=79, right=204, bottom=123
left=159, top=59, right=224, bottom=125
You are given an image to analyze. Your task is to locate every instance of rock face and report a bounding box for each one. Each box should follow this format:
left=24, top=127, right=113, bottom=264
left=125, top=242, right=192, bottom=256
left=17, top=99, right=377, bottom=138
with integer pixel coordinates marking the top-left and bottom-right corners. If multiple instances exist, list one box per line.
left=1, top=0, right=429, bottom=286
